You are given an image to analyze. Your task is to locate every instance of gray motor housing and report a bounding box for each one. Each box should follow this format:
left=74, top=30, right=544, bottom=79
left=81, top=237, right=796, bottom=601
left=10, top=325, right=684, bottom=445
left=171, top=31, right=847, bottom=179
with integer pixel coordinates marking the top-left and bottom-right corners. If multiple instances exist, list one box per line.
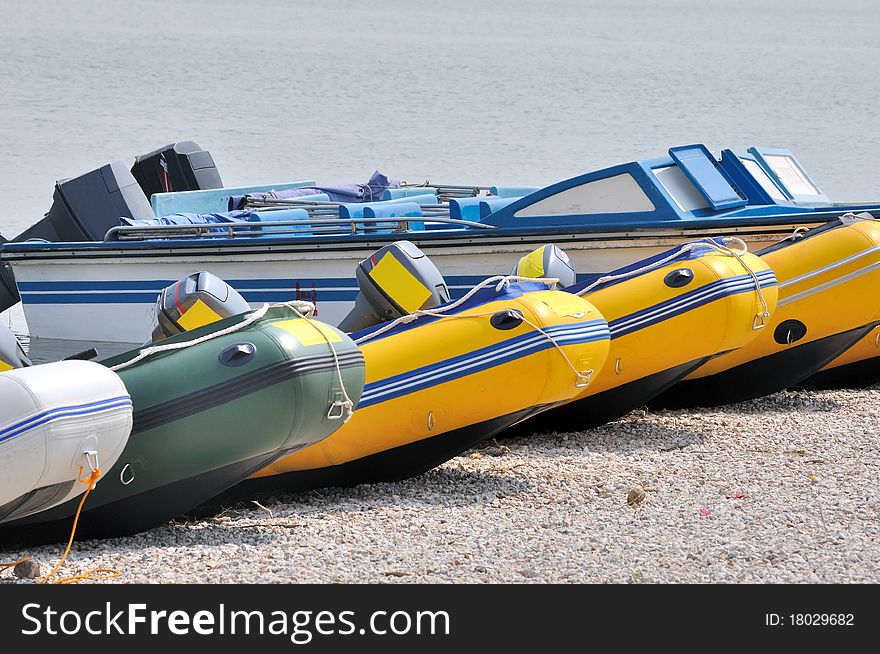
left=512, top=244, right=576, bottom=288
left=0, top=323, right=30, bottom=370
left=0, top=162, right=156, bottom=314
left=152, top=271, right=251, bottom=341
left=0, top=233, right=19, bottom=312
left=339, top=241, right=450, bottom=332
left=16, top=161, right=154, bottom=244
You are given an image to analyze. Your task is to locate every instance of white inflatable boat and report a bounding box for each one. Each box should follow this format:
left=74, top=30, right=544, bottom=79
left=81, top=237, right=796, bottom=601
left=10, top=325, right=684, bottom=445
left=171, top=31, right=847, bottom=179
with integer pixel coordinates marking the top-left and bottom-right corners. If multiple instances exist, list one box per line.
left=0, top=353, right=133, bottom=524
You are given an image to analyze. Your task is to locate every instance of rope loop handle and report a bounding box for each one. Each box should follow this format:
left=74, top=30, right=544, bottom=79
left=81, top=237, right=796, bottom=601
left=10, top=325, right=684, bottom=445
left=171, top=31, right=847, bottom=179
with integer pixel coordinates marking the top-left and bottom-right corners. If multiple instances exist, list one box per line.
left=279, top=301, right=355, bottom=423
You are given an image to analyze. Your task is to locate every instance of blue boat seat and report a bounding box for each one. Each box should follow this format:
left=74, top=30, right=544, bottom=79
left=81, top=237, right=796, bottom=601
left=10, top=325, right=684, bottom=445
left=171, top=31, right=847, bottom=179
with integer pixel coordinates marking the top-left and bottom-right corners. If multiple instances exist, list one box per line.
left=450, top=197, right=485, bottom=222
left=247, top=208, right=313, bottom=237
left=151, top=181, right=316, bottom=215
left=363, top=202, right=424, bottom=232
left=382, top=187, right=438, bottom=201
left=479, top=197, right=520, bottom=220
left=489, top=185, right=539, bottom=198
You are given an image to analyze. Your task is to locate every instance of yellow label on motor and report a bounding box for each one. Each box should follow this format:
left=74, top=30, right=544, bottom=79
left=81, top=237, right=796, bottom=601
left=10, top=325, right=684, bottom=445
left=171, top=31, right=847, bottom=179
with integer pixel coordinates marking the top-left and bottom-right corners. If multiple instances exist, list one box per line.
left=0, top=360, right=13, bottom=373
left=369, top=253, right=432, bottom=313
left=178, top=298, right=223, bottom=331
left=516, top=245, right=546, bottom=278
left=274, top=319, right=343, bottom=346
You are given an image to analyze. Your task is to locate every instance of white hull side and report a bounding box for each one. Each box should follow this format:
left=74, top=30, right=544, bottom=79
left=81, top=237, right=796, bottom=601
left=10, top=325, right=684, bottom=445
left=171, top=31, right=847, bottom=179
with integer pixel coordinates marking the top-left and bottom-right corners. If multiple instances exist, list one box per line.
left=10, top=232, right=784, bottom=342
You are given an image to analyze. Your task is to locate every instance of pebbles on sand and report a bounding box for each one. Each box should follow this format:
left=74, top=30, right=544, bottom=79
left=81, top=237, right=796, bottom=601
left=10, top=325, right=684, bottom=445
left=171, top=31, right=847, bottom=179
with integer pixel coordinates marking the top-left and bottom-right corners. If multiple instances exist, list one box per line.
left=2, top=386, right=878, bottom=584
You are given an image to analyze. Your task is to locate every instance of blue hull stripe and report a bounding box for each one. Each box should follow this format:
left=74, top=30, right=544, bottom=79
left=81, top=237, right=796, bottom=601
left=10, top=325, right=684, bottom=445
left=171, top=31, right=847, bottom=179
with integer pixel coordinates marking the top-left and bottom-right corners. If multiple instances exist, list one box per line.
left=0, top=396, right=133, bottom=445
left=358, top=321, right=610, bottom=408
left=18, top=275, right=511, bottom=305
left=608, top=270, right=776, bottom=339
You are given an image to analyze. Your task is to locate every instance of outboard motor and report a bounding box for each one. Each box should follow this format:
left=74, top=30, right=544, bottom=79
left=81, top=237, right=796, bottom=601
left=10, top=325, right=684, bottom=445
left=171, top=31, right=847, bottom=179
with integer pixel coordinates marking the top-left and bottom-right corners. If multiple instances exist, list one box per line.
left=0, top=161, right=155, bottom=314
left=339, top=241, right=450, bottom=332
left=151, top=271, right=251, bottom=342
left=0, top=233, right=20, bottom=311
left=131, top=141, right=223, bottom=199
left=15, top=161, right=154, bottom=244
left=0, top=323, right=30, bottom=371
left=512, top=244, right=576, bottom=289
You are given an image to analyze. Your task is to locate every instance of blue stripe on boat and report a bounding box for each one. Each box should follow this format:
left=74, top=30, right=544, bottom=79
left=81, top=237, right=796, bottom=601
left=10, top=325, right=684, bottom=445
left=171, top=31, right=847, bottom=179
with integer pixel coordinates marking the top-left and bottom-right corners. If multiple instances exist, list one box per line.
left=17, top=275, right=495, bottom=305
left=0, top=396, right=133, bottom=445
left=608, top=270, right=777, bottom=339
left=358, top=321, right=610, bottom=408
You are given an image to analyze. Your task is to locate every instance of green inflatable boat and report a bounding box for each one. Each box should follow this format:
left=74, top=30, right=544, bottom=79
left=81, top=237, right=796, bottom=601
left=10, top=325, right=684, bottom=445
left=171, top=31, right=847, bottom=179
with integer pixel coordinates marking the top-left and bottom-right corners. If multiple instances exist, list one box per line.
left=0, top=305, right=364, bottom=544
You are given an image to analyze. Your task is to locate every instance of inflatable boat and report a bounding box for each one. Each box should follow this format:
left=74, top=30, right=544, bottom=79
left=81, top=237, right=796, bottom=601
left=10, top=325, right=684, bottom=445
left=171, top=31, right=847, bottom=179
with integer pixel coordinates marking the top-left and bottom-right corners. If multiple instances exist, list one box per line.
left=0, top=305, right=365, bottom=544
left=246, top=285, right=610, bottom=491
left=207, top=242, right=612, bottom=493
left=1, top=348, right=132, bottom=523
left=508, top=240, right=779, bottom=430
left=654, top=213, right=880, bottom=407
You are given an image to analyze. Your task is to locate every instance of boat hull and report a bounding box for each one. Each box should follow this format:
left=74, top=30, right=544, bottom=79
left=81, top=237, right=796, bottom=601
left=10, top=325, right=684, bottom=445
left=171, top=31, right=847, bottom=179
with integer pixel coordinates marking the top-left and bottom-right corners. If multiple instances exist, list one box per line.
left=514, top=245, right=778, bottom=430
left=5, top=224, right=804, bottom=342
left=655, top=217, right=880, bottom=406
left=524, top=356, right=713, bottom=432
left=800, top=324, right=880, bottom=388
left=653, top=323, right=877, bottom=408
left=226, top=409, right=535, bottom=499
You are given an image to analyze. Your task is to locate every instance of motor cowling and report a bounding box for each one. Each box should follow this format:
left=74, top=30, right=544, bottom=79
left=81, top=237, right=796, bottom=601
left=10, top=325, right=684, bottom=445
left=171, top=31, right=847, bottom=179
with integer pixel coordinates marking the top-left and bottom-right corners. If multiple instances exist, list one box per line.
left=151, top=271, right=251, bottom=341
left=131, top=141, right=223, bottom=199
left=512, top=244, right=576, bottom=288
left=0, top=323, right=30, bottom=371
left=339, top=241, right=451, bottom=332
left=0, top=233, right=20, bottom=313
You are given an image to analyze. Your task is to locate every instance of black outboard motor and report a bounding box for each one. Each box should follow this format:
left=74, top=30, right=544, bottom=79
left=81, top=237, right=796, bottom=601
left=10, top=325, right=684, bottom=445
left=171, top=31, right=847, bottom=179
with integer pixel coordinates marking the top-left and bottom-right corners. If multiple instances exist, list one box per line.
left=0, top=161, right=154, bottom=314
left=339, top=241, right=450, bottom=332
left=0, top=234, right=19, bottom=311
left=15, top=161, right=154, bottom=243
left=131, top=141, right=223, bottom=199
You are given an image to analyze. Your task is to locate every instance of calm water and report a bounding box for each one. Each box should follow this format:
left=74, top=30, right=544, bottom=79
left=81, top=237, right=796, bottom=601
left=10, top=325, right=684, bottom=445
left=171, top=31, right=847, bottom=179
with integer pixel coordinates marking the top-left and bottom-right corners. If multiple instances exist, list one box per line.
left=2, top=0, right=880, bottom=341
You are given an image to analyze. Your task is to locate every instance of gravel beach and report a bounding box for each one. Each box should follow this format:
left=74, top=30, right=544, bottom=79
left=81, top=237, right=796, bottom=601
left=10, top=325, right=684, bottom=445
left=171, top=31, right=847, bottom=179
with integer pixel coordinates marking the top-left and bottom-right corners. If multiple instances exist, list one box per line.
left=2, top=386, right=878, bottom=584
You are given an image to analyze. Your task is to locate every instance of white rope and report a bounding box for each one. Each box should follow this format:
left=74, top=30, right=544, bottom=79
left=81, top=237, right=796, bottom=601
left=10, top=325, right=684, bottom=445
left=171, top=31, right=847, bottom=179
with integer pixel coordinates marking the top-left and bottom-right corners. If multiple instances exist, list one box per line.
left=573, top=237, right=770, bottom=329
left=786, top=212, right=877, bottom=242
left=500, top=312, right=593, bottom=387
left=111, top=298, right=356, bottom=423
left=278, top=301, right=355, bottom=423
left=352, top=275, right=561, bottom=345
left=109, top=303, right=273, bottom=372
left=351, top=275, right=595, bottom=389
left=785, top=226, right=810, bottom=241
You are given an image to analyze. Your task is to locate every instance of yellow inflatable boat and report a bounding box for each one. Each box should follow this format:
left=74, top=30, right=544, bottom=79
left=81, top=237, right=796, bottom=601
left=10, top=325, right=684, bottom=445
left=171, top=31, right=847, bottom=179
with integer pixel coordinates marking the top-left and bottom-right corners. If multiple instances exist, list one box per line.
left=655, top=213, right=880, bottom=407
left=513, top=240, right=778, bottom=430
left=246, top=280, right=611, bottom=491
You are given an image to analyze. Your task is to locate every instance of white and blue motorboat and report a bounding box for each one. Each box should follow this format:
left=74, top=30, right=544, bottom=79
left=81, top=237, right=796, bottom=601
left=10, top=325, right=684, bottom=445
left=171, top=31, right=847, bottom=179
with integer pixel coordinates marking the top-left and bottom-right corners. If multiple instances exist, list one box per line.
left=2, top=143, right=877, bottom=343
